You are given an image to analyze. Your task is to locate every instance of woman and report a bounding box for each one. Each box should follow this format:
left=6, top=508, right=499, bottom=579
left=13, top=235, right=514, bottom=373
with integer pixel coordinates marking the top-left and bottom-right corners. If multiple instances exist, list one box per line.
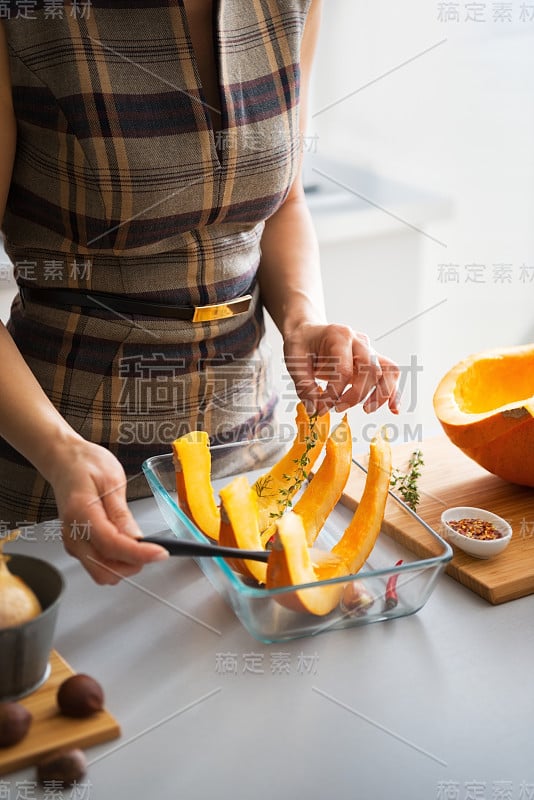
left=0, top=1, right=399, bottom=584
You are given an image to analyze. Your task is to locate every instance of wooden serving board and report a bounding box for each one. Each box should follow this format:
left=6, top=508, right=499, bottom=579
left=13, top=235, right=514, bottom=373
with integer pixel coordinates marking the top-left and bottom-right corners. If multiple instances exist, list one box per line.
left=343, top=436, right=534, bottom=605
left=0, top=650, right=121, bottom=776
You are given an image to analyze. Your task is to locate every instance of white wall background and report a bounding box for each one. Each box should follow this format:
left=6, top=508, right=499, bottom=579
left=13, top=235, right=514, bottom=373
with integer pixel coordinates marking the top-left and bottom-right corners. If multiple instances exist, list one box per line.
left=2, top=2, right=534, bottom=449
left=299, top=0, right=534, bottom=446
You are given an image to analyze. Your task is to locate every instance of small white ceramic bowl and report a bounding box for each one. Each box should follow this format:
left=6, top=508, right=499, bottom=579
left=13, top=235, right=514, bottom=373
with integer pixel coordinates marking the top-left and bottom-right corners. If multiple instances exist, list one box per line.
left=440, top=506, right=512, bottom=559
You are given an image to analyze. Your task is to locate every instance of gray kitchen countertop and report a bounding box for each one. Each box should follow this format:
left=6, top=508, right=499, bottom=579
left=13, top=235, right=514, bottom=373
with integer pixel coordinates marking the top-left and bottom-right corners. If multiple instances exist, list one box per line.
left=3, top=492, right=534, bottom=800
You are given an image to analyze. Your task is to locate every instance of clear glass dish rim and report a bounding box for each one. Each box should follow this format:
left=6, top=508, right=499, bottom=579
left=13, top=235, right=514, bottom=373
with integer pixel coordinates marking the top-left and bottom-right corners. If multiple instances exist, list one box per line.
left=142, top=436, right=453, bottom=598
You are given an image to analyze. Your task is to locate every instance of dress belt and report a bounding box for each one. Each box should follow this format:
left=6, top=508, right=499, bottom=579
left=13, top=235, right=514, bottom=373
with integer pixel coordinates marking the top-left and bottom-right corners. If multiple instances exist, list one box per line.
left=18, top=285, right=254, bottom=323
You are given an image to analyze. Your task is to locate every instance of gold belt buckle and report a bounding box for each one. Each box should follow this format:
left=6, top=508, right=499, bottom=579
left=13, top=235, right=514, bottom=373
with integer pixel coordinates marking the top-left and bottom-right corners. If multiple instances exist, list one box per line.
left=192, top=294, right=253, bottom=323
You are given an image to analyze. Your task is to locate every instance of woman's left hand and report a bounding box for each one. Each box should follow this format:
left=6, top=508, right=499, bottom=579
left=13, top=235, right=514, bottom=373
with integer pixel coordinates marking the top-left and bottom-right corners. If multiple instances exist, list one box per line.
left=283, top=322, right=400, bottom=418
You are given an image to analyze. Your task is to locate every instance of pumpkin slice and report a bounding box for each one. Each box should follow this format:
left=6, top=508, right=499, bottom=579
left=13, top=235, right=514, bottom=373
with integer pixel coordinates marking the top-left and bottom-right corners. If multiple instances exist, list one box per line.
left=253, top=402, right=330, bottom=532
left=266, top=512, right=349, bottom=616
left=174, top=466, right=190, bottom=518
left=172, top=431, right=220, bottom=541
left=219, top=476, right=267, bottom=585
left=332, top=429, right=392, bottom=573
left=260, top=415, right=352, bottom=548
left=218, top=476, right=342, bottom=586
left=433, top=344, right=534, bottom=486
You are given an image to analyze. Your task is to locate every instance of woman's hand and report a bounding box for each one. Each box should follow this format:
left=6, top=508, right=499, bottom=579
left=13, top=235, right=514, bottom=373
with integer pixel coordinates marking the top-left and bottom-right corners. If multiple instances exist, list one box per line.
left=283, top=322, right=400, bottom=418
left=47, top=438, right=169, bottom=584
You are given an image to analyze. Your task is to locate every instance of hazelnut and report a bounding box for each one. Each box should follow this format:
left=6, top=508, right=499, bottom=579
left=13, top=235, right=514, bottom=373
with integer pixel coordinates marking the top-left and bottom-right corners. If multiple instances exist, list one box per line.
left=57, top=674, right=104, bottom=718
left=37, top=748, right=87, bottom=786
left=0, top=702, right=32, bottom=747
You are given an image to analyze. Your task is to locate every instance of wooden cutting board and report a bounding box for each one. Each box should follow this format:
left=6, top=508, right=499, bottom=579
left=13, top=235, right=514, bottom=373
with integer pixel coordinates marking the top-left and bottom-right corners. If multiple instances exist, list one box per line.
left=343, top=435, right=534, bottom=605
left=0, top=650, right=120, bottom=776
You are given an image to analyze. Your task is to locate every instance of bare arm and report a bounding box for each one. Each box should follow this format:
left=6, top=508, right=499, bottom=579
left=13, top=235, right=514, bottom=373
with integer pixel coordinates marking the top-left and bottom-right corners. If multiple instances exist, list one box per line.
left=258, top=0, right=400, bottom=417
left=0, top=23, right=167, bottom=581
left=258, top=0, right=325, bottom=335
left=0, top=24, right=63, bottom=473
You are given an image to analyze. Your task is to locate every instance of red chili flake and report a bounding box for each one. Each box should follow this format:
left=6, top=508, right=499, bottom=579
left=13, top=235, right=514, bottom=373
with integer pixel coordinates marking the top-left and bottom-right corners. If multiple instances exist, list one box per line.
left=448, top=518, right=502, bottom=541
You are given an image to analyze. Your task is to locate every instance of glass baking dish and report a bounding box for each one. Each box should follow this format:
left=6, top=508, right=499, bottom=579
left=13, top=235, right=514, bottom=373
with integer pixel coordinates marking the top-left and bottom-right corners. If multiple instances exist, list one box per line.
left=142, top=436, right=452, bottom=643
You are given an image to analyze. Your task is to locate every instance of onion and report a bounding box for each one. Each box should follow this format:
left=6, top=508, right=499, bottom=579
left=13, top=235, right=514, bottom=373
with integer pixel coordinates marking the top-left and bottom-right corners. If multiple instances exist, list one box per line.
left=0, top=536, right=42, bottom=629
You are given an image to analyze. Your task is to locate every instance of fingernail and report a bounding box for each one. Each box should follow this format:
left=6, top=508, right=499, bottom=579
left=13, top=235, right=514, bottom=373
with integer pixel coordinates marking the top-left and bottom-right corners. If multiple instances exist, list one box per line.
left=151, top=549, right=169, bottom=562
left=123, top=523, right=143, bottom=539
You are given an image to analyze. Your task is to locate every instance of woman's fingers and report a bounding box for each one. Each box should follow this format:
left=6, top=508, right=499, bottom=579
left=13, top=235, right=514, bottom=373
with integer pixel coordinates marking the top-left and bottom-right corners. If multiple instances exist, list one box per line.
left=64, top=530, right=169, bottom=585
left=48, top=438, right=170, bottom=585
left=61, top=491, right=169, bottom=585
left=363, top=357, right=401, bottom=414
left=315, top=326, right=367, bottom=409
left=286, top=349, right=324, bottom=416
left=285, top=323, right=400, bottom=415
left=330, top=339, right=382, bottom=411
left=72, top=544, right=149, bottom=585
left=310, top=329, right=391, bottom=412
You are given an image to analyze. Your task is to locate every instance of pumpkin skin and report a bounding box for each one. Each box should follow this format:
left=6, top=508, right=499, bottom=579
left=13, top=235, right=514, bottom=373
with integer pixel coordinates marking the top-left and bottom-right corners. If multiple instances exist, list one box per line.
left=433, top=344, right=534, bottom=486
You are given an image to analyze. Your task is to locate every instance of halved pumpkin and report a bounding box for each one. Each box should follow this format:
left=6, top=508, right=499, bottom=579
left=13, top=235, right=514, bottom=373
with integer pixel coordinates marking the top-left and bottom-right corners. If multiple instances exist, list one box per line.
left=265, top=512, right=349, bottom=616
left=219, top=476, right=267, bottom=585
left=260, top=415, right=352, bottom=548
left=253, top=402, right=330, bottom=532
left=172, top=431, right=220, bottom=541
left=433, top=344, right=534, bottom=486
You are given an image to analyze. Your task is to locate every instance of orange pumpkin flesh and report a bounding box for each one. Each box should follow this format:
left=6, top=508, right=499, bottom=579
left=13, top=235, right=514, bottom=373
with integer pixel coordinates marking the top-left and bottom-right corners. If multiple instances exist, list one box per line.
left=172, top=431, right=221, bottom=541
left=219, top=476, right=351, bottom=588
left=174, top=468, right=191, bottom=518
left=253, top=402, right=330, bottom=532
left=219, top=476, right=267, bottom=585
left=295, top=415, right=353, bottom=545
left=260, top=415, right=353, bottom=548
left=172, top=404, right=329, bottom=545
left=332, top=429, right=392, bottom=573
left=433, top=344, right=534, bottom=486
left=266, top=430, right=392, bottom=616
left=171, top=412, right=392, bottom=617
left=266, top=513, right=349, bottom=616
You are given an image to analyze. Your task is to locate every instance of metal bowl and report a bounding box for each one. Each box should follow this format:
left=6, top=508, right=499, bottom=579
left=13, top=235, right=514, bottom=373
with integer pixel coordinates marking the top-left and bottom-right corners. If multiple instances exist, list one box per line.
left=0, top=553, right=64, bottom=701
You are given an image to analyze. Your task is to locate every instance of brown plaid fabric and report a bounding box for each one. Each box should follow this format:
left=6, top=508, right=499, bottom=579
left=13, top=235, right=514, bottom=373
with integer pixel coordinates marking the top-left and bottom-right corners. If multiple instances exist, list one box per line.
left=0, top=0, right=311, bottom=526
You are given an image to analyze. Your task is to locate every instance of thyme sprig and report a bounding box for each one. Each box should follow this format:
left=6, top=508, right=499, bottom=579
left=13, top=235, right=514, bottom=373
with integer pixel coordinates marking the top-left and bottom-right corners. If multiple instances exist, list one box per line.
left=390, top=449, right=424, bottom=511
left=254, top=474, right=275, bottom=498
left=269, top=412, right=319, bottom=520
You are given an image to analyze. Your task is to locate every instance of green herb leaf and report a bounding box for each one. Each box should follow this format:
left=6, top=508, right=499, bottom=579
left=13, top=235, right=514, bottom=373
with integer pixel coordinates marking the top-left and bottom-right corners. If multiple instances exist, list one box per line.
left=390, top=449, right=424, bottom=511
left=254, top=475, right=275, bottom=498
left=270, top=412, right=320, bottom=520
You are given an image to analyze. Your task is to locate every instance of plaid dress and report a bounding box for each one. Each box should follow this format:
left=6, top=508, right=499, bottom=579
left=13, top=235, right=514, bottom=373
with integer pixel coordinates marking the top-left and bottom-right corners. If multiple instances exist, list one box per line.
left=0, top=0, right=311, bottom=526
